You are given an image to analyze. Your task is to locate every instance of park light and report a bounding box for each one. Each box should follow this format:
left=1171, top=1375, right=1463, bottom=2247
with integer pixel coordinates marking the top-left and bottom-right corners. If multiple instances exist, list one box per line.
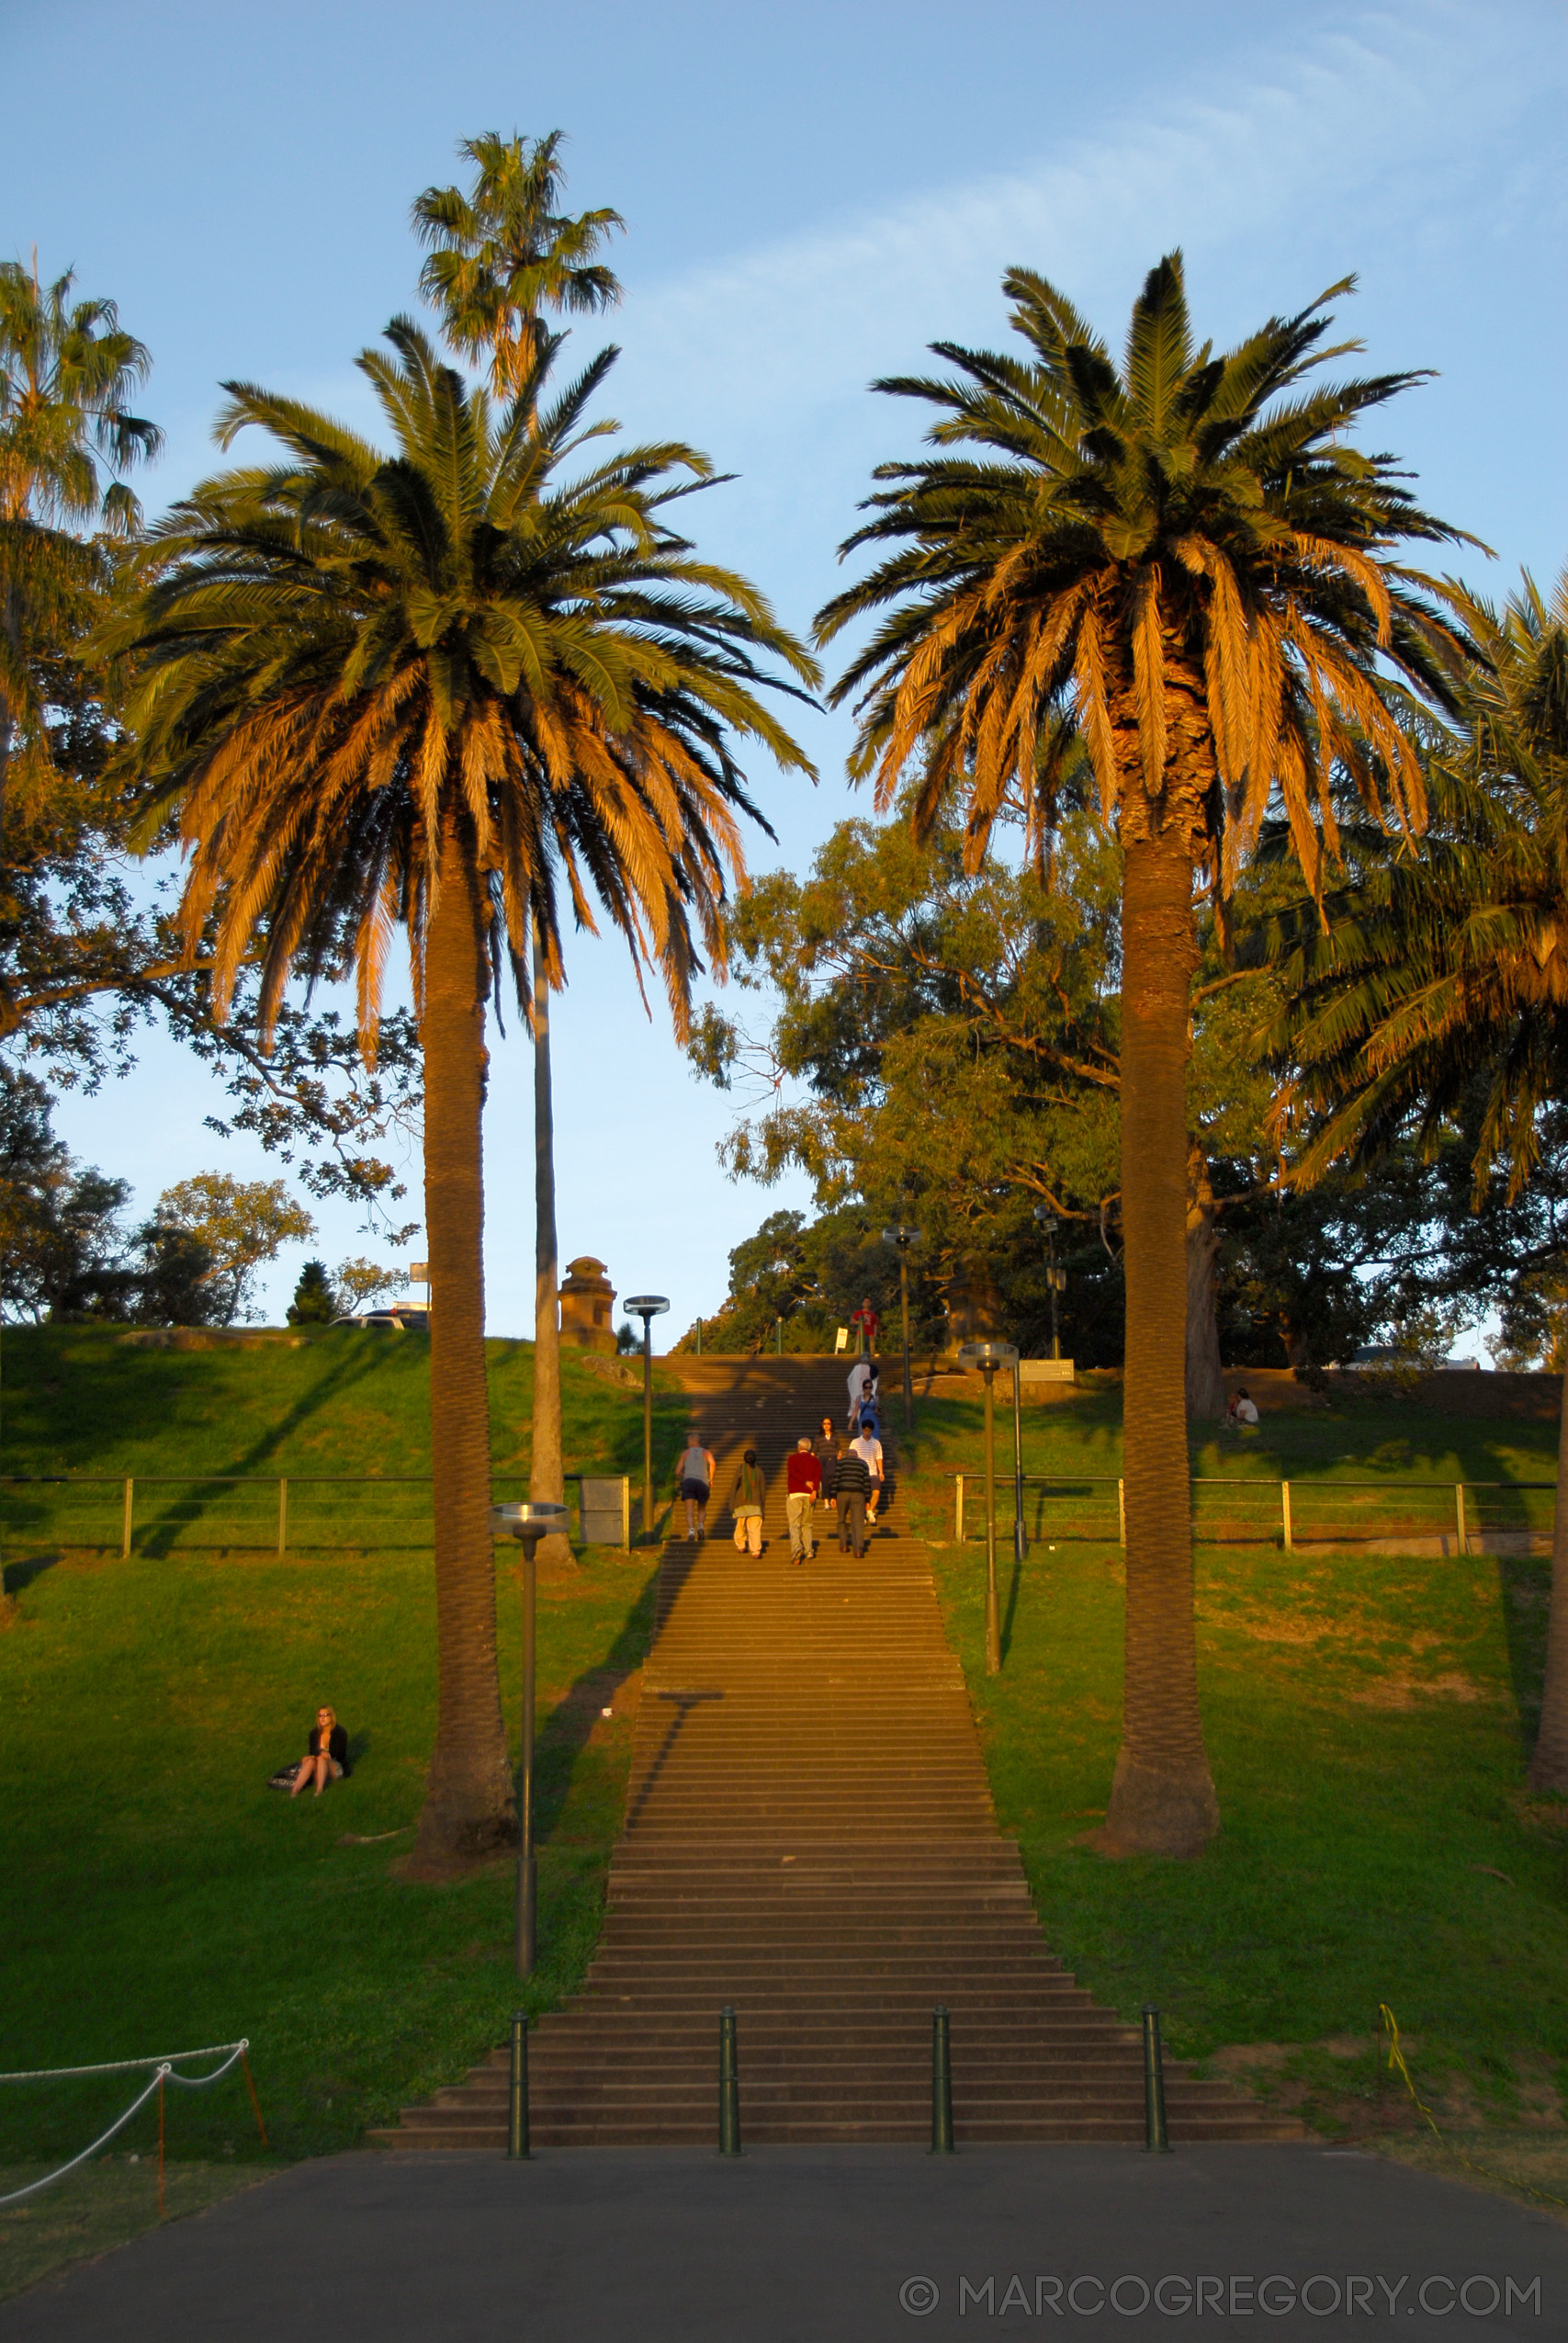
left=881, top=1225, right=922, bottom=1431
left=958, top=1340, right=1019, bottom=1675
left=1033, top=1203, right=1066, bottom=1361
left=624, top=1296, right=670, bottom=1545
left=491, top=1500, right=570, bottom=1979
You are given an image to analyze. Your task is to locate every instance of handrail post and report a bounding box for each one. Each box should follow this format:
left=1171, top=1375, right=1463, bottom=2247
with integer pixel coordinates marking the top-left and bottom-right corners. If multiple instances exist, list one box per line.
left=507, top=2009, right=530, bottom=2158
left=955, top=1473, right=964, bottom=1543
left=121, top=1477, right=133, bottom=1561
left=1281, top=1480, right=1292, bottom=1553
left=277, top=1477, right=288, bottom=1559
left=1117, top=1477, right=1125, bottom=1548
left=1455, top=1482, right=1467, bottom=1556
left=718, top=2005, right=740, bottom=2155
left=1142, top=2006, right=1170, bottom=2152
left=931, top=2005, right=955, bottom=2153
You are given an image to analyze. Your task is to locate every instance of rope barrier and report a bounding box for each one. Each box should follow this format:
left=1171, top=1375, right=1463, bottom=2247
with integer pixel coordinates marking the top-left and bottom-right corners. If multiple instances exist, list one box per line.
left=0, top=2039, right=262, bottom=2209
left=0, top=2040, right=248, bottom=2084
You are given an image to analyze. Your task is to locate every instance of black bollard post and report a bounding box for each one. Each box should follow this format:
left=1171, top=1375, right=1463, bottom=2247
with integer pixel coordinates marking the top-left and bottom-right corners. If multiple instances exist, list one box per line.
left=718, top=2005, right=741, bottom=2156
left=931, top=2006, right=955, bottom=2154
left=1141, top=2005, right=1169, bottom=2153
left=508, top=2010, right=530, bottom=2160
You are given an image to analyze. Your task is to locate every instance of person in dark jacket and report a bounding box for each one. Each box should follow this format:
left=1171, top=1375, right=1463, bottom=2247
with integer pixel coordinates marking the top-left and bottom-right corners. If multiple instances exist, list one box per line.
left=290, top=1705, right=349, bottom=1797
left=829, top=1443, right=871, bottom=1556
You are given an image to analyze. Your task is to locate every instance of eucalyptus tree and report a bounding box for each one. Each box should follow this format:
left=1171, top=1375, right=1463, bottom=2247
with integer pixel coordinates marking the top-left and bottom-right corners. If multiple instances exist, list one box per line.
left=114, top=321, right=817, bottom=1866
left=816, top=254, right=1469, bottom=1853
left=0, top=258, right=160, bottom=832
left=413, top=130, right=624, bottom=1563
left=1272, top=569, right=1568, bottom=1791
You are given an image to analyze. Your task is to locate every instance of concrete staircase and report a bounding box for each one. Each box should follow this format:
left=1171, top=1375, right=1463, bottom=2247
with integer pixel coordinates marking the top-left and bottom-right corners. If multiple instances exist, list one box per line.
left=371, top=1359, right=1293, bottom=2148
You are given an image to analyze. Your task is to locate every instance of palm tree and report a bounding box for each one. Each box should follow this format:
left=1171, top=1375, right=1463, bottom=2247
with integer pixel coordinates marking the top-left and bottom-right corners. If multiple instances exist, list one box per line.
left=0, top=258, right=160, bottom=832
left=815, top=254, right=1469, bottom=1853
left=114, top=321, right=817, bottom=1866
left=414, top=130, right=623, bottom=1565
left=1270, top=569, right=1568, bottom=1791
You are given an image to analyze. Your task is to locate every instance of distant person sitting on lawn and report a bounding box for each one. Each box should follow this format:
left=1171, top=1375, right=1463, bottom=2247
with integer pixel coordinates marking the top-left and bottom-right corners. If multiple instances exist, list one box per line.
left=1228, top=1387, right=1259, bottom=1427
left=291, top=1705, right=349, bottom=1797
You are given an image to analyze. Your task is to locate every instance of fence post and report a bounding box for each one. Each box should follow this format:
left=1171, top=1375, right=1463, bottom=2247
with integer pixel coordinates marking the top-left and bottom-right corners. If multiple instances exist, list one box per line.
left=718, top=2005, right=740, bottom=2156
left=1281, top=1480, right=1292, bottom=1553
left=955, top=1474, right=964, bottom=1542
left=1455, top=1482, right=1467, bottom=1556
left=277, top=1477, right=288, bottom=1559
left=507, top=2009, right=530, bottom=2159
left=121, top=1477, right=133, bottom=1561
left=1141, top=2006, right=1170, bottom=2152
left=1117, top=1477, right=1125, bottom=1547
left=931, top=2005, right=955, bottom=2154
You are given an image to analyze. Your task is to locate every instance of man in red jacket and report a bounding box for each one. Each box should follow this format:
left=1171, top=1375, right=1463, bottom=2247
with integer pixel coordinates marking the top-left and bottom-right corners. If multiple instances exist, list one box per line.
left=784, top=1435, right=823, bottom=1564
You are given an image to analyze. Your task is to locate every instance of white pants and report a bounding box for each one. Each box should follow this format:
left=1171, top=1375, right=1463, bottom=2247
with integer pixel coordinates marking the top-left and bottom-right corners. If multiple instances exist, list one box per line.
left=732, top=1513, right=762, bottom=1556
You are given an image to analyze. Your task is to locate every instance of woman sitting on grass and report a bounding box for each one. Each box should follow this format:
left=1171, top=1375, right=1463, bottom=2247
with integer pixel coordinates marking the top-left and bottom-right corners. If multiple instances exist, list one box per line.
left=291, top=1705, right=349, bottom=1797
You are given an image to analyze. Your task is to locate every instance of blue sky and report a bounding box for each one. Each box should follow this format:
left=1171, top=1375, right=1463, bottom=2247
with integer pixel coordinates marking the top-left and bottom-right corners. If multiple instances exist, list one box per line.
left=4, top=0, right=1564, bottom=1337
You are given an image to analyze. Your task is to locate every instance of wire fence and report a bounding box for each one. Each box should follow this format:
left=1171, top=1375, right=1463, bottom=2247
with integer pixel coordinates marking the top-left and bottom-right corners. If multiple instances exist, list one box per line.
left=0, top=1470, right=633, bottom=1559
left=950, top=1473, right=1558, bottom=1553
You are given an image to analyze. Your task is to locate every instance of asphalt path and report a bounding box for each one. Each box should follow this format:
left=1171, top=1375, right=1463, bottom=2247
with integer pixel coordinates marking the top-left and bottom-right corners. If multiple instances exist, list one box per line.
left=3, top=2145, right=1564, bottom=2341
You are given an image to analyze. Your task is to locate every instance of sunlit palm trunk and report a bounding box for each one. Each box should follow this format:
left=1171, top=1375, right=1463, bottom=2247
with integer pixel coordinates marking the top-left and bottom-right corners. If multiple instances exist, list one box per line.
left=1185, top=1149, right=1226, bottom=1421
left=411, top=812, right=514, bottom=1867
left=530, top=917, right=570, bottom=1566
left=1527, top=1344, right=1568, bottom=1792
left=1103, top=827, right=1220, bottom=1855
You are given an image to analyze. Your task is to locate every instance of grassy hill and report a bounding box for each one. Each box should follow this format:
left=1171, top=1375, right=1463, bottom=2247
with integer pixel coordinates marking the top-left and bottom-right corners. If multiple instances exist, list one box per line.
left=0, top=1324, right=693, bottom=1556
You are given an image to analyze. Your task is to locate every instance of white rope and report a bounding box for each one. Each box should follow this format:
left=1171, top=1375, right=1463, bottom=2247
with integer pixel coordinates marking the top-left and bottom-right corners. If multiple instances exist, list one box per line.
left=0, top=2068, right=168, bottom=2206
left=0, top=2042, right=254, bottom=2208
left=0, top=2039, right=247, bottom=2085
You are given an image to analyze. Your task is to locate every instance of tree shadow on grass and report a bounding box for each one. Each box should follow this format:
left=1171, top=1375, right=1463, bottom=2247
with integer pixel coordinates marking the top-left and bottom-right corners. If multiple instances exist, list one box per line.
left=1, top=1549, right=59, bottom=1597
left=531, top=1565, right=661, bottom=1847
left=1495, top=1549, right=1550, bottom=1748
left=133, top=1340, right=412, bottom=1558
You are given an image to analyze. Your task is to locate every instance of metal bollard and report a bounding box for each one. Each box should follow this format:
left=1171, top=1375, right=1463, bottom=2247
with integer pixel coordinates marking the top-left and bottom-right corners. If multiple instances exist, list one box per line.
left=508, top=2009, right=530, bottom=2159
left=718, top=2005, right=741, bottom=2156
left=1141, top=2005, right=1169, bottom=2152
left=931, top=2005, right=955, bottom=2154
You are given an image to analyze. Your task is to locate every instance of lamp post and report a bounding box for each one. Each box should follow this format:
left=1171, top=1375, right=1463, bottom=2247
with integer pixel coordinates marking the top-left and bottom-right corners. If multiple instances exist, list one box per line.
left=958, top=1340, right=1019, bottom=1674
left=624, top=1295, right=669, bottom=1544
left=1032, top=1205, right=1064, bottom=1361
left=491, top=1500, right=570, bottom=1978
left=881, top=1226, right=921, bottom=1431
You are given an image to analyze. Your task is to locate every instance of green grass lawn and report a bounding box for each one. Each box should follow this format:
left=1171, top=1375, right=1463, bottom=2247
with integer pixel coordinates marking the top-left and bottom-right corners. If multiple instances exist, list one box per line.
left=929, top=1522, right=1568, bottom=2139
left=0, top=1324, right=692, bottom=1556
left=0, top=1539, right=657, bottom=2168
left=898, top=1375, right=1562, bottom=1548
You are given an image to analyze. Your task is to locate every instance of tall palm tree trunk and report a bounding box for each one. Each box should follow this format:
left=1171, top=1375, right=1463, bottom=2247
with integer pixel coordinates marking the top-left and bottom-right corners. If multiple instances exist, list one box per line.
left=1185, top=1148, right=1227, bottom=1421
left=1527, top=1340, right=1568, bottom=1792
left=411, top=811, right=514, bottom=1869
left=1103, top=825, right=1220, bottom=1855
left=530, top=916, right=571, bottom=1566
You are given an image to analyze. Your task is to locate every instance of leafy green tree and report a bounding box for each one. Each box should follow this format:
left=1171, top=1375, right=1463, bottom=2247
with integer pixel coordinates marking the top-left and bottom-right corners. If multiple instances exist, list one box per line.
left=287, top=1259, right=338, bottom=1325
left=1269, top=568, right=1568, bottom=1788
left=112, top=319, right=815, bottom=1864
left=335, top=1256, right=409, bottom=1312
left=814, top=255, right=1470, bottom=1853
left=151, top=1172, right=314, bottom=1323
left=413, top=129, right=624, bottom=1568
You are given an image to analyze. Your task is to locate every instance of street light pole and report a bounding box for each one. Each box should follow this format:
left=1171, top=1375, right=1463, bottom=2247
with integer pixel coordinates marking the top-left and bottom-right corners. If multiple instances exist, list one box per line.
left=625, top=1295, right=670, bottom=1545
left=959, top=1341, right=1018, bottom=1675
left=491, top=1500, right=570, bottom=1978
left=1034, top=1205, right=1062, bottom=1361
left=881, top=1226, right=921, bottom=1432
